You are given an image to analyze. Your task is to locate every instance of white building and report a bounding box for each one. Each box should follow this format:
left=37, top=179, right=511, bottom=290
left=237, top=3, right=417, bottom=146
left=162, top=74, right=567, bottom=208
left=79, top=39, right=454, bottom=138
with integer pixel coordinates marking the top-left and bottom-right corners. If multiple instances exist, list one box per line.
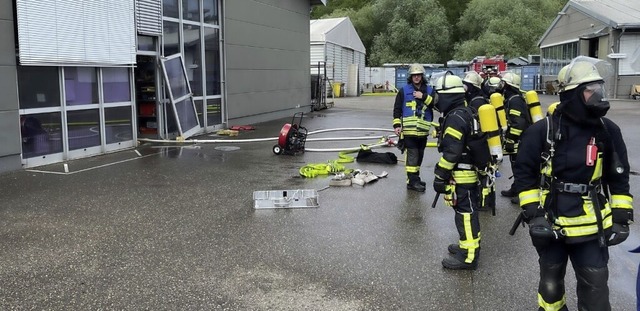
left=310, top=17, right=366, bottom=96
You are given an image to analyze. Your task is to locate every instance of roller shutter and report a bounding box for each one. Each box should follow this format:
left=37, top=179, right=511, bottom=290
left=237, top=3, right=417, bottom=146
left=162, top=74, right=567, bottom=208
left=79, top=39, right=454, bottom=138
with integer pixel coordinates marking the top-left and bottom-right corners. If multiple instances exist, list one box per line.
left=136, top=0, right=162, bottom=36
left=16, top=0, right=136, bottom=66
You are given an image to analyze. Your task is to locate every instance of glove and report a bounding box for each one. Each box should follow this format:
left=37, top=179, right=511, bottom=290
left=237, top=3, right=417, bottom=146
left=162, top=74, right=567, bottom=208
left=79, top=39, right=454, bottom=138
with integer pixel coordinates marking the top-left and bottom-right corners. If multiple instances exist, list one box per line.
left=443, top=190, right=455, bottom=207
left=528, top=216, right=556, bottom=249
left=612, top=208, right=634, bottom=225
left=433, top=176, right=451, bottom=194
left=504, top=138, right=515, bottom=154
left=606, top=223, right=630, bottom=246
left=521, top=203, right=545, bottom=223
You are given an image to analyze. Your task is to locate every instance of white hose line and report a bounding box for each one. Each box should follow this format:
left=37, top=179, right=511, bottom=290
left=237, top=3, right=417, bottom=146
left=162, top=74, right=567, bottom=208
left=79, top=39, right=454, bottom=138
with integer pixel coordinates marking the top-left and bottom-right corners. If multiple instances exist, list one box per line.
left=137, top=127, right=398, bottom=145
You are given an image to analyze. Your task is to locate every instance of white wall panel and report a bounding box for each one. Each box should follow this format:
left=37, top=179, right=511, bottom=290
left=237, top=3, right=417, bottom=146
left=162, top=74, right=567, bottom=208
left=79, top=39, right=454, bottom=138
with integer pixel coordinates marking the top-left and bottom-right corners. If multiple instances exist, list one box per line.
left=619, top=34, right=640, bottom=75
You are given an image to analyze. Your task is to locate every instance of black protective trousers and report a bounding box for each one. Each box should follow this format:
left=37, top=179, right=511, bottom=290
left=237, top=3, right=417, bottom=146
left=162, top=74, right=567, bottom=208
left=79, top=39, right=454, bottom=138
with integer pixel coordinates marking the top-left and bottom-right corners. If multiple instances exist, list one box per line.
left=452, top=182, right=481, bottom=264
left=404, top=136, right=427, bottom=184
left=535, top=239, right=610, bottom=311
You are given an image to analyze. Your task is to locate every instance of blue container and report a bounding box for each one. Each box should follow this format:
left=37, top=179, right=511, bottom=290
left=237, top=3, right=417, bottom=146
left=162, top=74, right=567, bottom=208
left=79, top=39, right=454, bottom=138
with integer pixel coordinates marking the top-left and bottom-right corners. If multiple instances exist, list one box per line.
left=520, top=65, right=540, bottom=91
left=395, top=67, right=408, bottom=90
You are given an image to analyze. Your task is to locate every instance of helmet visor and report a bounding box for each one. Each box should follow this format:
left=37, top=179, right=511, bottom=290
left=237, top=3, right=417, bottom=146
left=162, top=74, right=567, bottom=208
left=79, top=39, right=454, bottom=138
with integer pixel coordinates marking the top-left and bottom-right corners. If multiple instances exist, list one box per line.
left=560, top=56, right=613, bottom=87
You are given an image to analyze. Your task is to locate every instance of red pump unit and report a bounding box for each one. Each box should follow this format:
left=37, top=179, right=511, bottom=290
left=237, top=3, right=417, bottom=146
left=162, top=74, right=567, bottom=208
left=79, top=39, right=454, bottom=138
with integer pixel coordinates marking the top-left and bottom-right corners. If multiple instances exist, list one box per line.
left=273, top=112, right=308, bottom=155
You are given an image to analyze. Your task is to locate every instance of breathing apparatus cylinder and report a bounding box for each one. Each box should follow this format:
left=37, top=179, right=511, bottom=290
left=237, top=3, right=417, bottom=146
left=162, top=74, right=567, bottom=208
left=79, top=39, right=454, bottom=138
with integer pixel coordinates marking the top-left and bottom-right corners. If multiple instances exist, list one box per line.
left=490, top=93, right=508, bottom=131
left=547, top=102, right=559, bottom=116
left=478, top=104, right=503, bottom=161
left=525, top=91, right=544, bottom=123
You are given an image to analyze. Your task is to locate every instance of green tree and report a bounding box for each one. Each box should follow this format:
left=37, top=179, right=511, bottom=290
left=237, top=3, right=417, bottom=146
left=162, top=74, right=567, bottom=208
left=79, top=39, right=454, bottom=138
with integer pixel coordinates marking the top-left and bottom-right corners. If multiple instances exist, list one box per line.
left=368, top=0, right=451, bottom=65
left=454, top=0, right=566, bottom=59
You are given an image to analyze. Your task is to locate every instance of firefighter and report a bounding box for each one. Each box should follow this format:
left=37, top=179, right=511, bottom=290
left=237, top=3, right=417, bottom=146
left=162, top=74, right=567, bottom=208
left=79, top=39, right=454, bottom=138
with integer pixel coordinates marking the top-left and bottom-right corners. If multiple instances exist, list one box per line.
left=482, top=76, right=502, bottom=98
left=463, top=71, right=496, bottom=212
left=393, top=63, right=434, bottom=192
left=463, top=71, right=488, bottom=110
left=499, top=72, right=532, bottom=199
left=432, top=73, right=490, bottom=270
left=513, top=56, right=633, bottom=310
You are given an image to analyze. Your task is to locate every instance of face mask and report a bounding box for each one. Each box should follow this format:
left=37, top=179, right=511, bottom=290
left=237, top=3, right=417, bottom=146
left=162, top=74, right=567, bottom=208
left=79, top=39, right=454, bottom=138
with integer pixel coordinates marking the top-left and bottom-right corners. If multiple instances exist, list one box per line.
left=434, top=93, right=465, bottom=114
left=582, top=83, right=610, bottom=117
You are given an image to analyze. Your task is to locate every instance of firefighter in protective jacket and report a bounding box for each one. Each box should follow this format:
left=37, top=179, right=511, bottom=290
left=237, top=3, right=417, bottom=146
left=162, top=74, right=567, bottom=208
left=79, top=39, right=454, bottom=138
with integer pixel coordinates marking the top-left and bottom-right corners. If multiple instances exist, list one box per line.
left=393, top=63, right=434, bottom=192
left=513, top=56, right=633, bottom=311
left=500, top=72, right=532, bottom=199
left=432, top=72, right=491, bottom=270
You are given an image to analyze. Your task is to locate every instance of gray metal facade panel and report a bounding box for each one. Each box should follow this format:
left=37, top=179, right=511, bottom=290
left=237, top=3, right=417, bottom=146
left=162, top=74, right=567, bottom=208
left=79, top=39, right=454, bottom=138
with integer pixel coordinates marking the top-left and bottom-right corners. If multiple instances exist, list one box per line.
left=541, top=7, right=607, bottom=47
left=225, top=18, right=308, bottom=52
left=0, top=66, right=18, bottom=111
left=0, top=20, right=16, bottom=67
left=0, top=0, right=13, bottom=21
left=0, top=153, right=22, bottom=174
left=224, top=0, right=310, bottom=120
left=0, top=110, right=22, bottom=156
left=136, top=0, right=162, bottom=36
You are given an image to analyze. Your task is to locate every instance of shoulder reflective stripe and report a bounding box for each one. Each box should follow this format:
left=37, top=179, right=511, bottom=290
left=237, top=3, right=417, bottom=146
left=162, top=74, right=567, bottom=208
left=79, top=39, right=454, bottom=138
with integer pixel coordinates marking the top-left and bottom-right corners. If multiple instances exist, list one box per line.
left=438, top=158, right=455, bottom=170
left=538, top=293, right=566, bottom=311
left=611, top=194, right=633, bottom=209
left=509, top=109, right=522, bottom=116
left=444, top=127, right=463, bottom=140
left=519, top=189, right=540, bottom=206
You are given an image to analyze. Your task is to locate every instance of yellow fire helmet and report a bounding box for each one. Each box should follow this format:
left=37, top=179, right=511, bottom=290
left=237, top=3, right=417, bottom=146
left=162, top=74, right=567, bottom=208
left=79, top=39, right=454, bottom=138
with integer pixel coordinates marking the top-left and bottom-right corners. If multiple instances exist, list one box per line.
left=463, top=71, right=483, bottom=89
left=434, top=72, right=465, bottom=94
left=408, top=63, right=425, bottom=75
left=557, top=56, right=613, bottom=93
left=501, top=71, right=521, bottom=89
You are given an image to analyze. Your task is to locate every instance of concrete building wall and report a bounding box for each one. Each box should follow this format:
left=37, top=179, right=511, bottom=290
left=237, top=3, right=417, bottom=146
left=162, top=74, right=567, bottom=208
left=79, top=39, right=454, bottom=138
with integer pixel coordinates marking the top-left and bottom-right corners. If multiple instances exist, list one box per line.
left=224, top=0, right=310, bottom=125
left=0, top=0, right=22, bottom=173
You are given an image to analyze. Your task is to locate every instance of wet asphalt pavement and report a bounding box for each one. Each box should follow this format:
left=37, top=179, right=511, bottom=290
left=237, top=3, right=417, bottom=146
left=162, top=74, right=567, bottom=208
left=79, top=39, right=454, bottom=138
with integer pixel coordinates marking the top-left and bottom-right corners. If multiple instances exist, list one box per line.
left=1, top=94, right=639, bottom=310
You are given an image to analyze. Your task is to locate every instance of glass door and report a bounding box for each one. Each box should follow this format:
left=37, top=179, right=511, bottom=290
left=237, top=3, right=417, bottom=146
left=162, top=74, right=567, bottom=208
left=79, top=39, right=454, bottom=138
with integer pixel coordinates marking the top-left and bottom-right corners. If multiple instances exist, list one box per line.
left=160, top=53, right=201, bottom=138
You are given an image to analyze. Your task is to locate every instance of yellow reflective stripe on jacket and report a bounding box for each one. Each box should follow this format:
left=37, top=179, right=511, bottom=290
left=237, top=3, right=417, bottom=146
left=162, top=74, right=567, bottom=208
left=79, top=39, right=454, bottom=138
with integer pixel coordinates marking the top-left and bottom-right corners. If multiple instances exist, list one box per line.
left=444, top=127, right=463, bottom=140
left=452, top=170, right=478, bottom=184
left=553, top=199, right=613, bottom=237
left=393, top=118, right=401, bottom=127
left=509, top=128, right=523, bottom=136
left=519, top=189, right=540, bottom=206
left=509, top=109, right=522, bottom=117
left=538, top=293, right=566, bottom=311
left=437, top=158, right=455, bottom=170
left=611, top=194, right=633, bottom=209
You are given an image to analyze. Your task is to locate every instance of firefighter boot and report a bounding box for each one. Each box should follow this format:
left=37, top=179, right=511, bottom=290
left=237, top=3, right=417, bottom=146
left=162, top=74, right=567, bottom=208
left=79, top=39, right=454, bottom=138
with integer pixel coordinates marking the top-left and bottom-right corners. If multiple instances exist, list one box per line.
left=500, top=185, right=516, bottom=197
left=442, top=254, right=478, bottom=270
left=448, top=244, right=462, bottom=254
left=407, top=173, right=426, bottom=192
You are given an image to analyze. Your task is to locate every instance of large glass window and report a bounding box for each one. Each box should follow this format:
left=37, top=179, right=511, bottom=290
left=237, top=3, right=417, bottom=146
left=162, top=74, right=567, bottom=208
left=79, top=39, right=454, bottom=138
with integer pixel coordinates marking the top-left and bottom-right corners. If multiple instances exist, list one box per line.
left=67, top=109, right=101, bottom=150
left=206, top=98, right=221, bottom=126
left=103, top=68, right=131, bottom=103
left=163, top=21, right=180, bottom=56
left=17, top=66, right=61, bottom=109
left=542, top=42, right=578, bottom=76
left=203, top=0, right=219, bottom=25
left=194, top=99, right=204, bottom=127
left=183, top=0, right=200, bottom=22
left=20, top=112, right=63, bottom=158
left=184, top=24, right=203, bottom=96
left=204, top=27, right=221, bottom=95
left=105, top=106, right=133, bottom=144
left=64, top=67, right=99, bottom=106
left=163, top=0, right=179, bottom=18
left=138, top=35, right=156, bottom=52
